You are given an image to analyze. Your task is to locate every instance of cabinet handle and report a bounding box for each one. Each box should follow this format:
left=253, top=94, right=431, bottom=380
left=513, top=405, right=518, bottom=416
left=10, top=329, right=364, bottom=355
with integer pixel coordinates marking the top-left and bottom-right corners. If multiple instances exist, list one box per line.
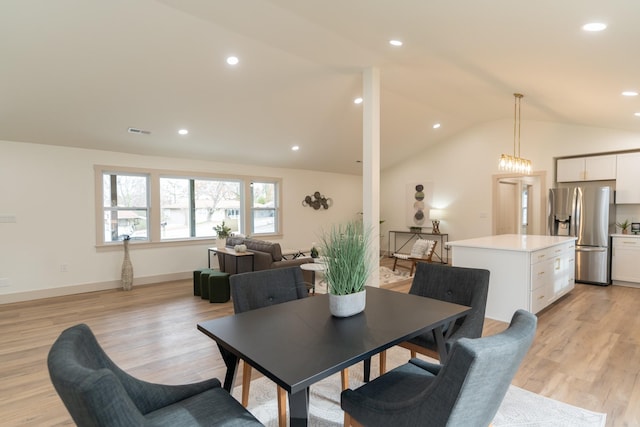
left=537, top=254, right=545, bottom=260
left=623, top=241, right=637, bottom=245
left=537, top=271, right=545, bottom=276
left=538, top=295, right=545, bottom=300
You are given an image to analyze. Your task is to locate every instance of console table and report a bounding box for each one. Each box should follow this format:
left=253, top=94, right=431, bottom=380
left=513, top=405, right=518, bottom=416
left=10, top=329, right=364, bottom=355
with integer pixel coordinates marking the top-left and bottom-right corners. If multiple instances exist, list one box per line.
left=208, top=247, right=254, bottom=273
left=389, top=230, right=449, bottom=264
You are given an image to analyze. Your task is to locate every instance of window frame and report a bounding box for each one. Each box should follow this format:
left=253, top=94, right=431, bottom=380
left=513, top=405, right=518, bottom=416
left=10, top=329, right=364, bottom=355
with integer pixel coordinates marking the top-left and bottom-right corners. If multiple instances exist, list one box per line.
left=249, top=180, right=281, bottom=236
left=94, top=165, right=282, bottom=248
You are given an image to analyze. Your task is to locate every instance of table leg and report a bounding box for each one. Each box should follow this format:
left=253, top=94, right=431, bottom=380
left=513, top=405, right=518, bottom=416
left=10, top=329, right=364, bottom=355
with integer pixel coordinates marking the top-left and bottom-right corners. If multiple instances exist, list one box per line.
left=363, top=357, right=371, bottom=382
left=432, top=321, right=456, bottom=362
left=216, top=344, right=239, bottom=391
left=289, top=387, right=310, bottom=427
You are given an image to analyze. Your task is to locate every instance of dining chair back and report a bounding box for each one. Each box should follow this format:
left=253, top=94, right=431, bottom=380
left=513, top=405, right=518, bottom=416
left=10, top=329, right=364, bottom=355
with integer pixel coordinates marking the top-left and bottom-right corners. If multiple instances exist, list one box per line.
left=230, top=266, right=308, bottom=427
left=47, top=324, right=261, bottom=427
left=231, top=266, right=308, bottom=313
left=342, top=309, right=537, bottom=427
left=406, top=262, right=489, bottom=358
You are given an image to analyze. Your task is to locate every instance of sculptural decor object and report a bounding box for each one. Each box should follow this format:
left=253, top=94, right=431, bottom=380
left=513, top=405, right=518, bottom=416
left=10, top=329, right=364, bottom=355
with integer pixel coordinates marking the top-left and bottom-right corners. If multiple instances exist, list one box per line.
left=121, top=235, right=133, bottom=291
left=302, top=191, right=332, bottom=210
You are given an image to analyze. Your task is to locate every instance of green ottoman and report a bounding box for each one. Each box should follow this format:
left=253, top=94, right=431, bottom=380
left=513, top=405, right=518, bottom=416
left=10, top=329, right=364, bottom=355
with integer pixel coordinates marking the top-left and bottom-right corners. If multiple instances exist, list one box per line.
left=193, top=268, right=213, bottom=296
left=207, top=271, right=231, bottom=303
left=199, top=269, right=217, bottom=300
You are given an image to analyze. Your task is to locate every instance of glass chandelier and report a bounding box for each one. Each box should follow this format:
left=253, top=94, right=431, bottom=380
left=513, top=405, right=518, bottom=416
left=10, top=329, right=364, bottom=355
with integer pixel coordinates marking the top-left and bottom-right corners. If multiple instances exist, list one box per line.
left=499, top=93, right=532, bottom=174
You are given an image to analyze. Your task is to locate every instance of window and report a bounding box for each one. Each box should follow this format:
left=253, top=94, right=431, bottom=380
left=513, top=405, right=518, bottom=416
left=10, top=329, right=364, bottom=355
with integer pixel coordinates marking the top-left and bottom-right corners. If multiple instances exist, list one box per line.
left=96, top=166, right=281, bottom=246
left=160, top=177, right=241, bottom=240
left=102, top=172, right=150, bottom=242
left=250, top=181, right=279, bottom=234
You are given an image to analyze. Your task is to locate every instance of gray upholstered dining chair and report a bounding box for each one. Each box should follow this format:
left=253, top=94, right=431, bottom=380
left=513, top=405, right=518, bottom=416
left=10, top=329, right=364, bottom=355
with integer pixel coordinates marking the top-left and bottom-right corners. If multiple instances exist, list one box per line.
left=406, top=262, right=490, bottom=357
left=47, top=323, right=261, bottom=427
left=342, top=309, right=537, bottom=427
left=379, top=262, right=489, bottom=373
left=380, top=263, right=489, bottom=374
left=230, top=266, right=309, bottom=427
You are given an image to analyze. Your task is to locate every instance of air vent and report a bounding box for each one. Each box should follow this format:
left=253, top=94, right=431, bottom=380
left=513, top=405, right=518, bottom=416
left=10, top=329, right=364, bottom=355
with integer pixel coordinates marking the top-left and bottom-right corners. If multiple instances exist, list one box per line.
left=127, top=127, right=151, bottom=135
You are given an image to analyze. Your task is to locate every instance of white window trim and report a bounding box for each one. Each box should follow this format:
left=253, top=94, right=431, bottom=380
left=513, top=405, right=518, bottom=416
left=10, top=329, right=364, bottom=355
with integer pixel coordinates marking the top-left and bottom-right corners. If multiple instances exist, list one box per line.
left=94, top=165, right=282, bottom=248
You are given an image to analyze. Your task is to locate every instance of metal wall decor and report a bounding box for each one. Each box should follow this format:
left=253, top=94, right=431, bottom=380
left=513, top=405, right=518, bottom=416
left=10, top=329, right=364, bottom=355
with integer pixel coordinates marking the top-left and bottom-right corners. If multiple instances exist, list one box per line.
left=302, top=191, right=332, bottom=210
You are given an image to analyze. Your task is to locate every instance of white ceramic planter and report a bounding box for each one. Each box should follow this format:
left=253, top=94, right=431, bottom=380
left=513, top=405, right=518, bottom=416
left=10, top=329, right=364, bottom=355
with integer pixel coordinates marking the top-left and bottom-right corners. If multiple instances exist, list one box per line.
left=217, top=238, right=226, bottom=250
left=329, top=289, right=366, bottom=317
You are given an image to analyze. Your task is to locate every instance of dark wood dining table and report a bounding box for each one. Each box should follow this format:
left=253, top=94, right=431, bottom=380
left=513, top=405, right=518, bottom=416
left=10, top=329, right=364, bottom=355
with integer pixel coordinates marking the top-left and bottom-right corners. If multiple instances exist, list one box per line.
left=197, top=286, right=471, bottom=427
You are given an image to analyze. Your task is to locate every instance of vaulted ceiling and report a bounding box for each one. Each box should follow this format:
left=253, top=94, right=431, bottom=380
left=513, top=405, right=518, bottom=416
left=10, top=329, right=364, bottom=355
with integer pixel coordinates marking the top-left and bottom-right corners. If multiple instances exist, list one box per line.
left=2, top=1, right=640, bottom=174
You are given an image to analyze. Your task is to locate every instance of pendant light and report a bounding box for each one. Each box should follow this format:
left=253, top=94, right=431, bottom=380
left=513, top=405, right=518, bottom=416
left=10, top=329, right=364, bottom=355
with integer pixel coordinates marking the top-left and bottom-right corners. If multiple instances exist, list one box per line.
left=499, top=93, right=532, bottom=174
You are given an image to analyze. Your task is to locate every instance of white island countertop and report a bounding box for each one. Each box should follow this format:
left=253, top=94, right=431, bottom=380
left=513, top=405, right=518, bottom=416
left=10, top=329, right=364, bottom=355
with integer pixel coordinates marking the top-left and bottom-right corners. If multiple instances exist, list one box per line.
left=447, top=234, right=576, bottom=252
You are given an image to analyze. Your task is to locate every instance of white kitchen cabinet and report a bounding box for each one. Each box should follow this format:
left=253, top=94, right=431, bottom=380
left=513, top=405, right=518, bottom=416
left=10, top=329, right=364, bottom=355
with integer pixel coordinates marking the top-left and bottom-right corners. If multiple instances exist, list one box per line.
left=556, top=155, right=617, bottom=182
left=448, top=235, right=576, bottom=322
left=611, top=235, right=640, bottom=286
left=616, top=153, right=640, bottom=204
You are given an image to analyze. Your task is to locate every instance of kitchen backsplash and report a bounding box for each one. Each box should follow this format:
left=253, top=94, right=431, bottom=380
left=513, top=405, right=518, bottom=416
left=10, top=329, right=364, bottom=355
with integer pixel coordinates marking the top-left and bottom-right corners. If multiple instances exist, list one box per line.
left=615, top=204, right=640, bottom=227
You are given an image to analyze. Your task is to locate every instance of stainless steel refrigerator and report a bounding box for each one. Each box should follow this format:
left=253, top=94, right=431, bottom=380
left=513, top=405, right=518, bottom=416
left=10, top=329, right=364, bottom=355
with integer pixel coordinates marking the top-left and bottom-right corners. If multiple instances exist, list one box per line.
left=548, top=186, right=614, bottom=285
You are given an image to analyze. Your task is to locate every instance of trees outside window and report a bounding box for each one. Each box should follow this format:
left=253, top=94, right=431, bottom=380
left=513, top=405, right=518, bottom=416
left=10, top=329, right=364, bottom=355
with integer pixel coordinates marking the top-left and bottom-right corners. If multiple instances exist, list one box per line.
left=97, top=167, right=281, bottom=246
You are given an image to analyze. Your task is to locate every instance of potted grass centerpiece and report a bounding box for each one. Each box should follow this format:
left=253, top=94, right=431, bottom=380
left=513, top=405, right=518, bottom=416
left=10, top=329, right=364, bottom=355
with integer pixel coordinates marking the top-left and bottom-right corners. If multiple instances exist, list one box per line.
left=319, top=221, right=373, bottom=317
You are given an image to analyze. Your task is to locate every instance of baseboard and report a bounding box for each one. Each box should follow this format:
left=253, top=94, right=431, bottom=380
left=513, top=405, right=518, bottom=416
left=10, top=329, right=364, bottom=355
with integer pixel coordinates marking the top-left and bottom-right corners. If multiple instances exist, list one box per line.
left=0, top=272, right=191, bottom=305
left=612, top=280, right=640, bottom=289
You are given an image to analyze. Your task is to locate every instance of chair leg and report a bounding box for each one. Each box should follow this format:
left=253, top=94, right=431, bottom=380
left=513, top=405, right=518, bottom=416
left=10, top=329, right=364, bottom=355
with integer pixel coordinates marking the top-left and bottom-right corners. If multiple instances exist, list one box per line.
left=344, top=413, right=364, bottom=427
left=392, top=257, right=398, bottom=271
left=411, top=349, right=417, bottom=358
left=242, top=361, right=252, bottom=407
left=379, top=350, right=387, bottom=375
left=410, top=260, right=416, bottom=276
left=277, top=386, right=287, bottom=427
left=341, top=368, right=349, bottom=390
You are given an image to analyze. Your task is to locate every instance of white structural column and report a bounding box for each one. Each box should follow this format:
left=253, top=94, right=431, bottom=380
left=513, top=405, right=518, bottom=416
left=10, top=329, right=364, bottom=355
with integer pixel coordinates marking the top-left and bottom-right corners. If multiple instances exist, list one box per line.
left=363, top=67, right=381, bottom=287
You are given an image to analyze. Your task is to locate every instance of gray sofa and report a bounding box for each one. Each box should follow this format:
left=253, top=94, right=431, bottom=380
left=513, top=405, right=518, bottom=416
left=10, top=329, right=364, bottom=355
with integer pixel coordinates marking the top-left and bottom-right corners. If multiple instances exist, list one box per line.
left=221, top=237, right=313, bottom=281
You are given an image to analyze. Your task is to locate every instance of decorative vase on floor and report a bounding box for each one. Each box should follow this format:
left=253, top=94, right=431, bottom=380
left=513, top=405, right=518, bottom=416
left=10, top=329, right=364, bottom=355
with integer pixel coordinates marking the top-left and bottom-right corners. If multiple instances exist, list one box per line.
left=329, top=289, right=366, bottom=317
left=121, top=236, right=133, bottom=291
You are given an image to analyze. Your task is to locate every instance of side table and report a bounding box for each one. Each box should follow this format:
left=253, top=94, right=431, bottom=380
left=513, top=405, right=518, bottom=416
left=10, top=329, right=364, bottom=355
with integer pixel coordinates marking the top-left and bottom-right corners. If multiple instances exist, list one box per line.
left=300, top=262, right=326, bottom=294
left=208, top=247, right=255, bottom=274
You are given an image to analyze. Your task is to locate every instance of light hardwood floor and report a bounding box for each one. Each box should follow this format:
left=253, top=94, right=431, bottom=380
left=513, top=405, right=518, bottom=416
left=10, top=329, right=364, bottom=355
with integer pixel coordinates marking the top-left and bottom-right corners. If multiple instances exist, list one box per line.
left=1, top=262, right=639, bottom=426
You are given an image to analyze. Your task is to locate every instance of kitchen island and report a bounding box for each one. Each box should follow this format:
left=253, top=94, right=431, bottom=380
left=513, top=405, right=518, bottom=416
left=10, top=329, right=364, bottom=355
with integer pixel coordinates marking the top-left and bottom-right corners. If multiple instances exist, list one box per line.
left=447, top=234, right=576, bottom=322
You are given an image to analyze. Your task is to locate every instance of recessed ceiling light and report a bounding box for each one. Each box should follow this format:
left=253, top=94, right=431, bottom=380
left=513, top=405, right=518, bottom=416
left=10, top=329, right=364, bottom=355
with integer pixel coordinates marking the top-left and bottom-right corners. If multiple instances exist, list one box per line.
left=582, top=22, right=607, bottom=32
left=226, top=56, right=239, bottom=65
left=622, top=91, right=639, bottom=97
left=389, top=40, right=403, bottom=47
left=354, top=97, right=363, bottom=104
left=433, top=123, right=441, bottom=129
left=178, top=129, right=189, bottom=135
left=634, top=112, right=640, bottom=117
left=291, top=145, right=300, bottom=151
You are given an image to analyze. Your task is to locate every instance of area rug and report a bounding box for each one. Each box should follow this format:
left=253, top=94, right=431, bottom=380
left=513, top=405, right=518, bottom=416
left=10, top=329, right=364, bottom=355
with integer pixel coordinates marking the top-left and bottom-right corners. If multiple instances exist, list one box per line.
left=232, top=347, right=606, bottom=427
left=379, top=265, right=410, bottom=285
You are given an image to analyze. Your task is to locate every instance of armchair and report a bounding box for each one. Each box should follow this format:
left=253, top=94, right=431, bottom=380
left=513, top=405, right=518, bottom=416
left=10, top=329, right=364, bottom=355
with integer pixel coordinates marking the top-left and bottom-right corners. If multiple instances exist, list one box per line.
left=342, top=309, right=537, bottom=427
left=392, top=239, right=437, bottom=276
left=47, top=324, right=261, bottom=427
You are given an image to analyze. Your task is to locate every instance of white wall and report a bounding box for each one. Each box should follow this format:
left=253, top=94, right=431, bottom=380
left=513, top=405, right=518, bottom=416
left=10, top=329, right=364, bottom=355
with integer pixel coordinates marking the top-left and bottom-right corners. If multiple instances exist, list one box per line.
left=4, top=119, right=640, bottom=302
left=0, top=140, right=362, bottom=302
left=380, top=119, right=640, bottom=249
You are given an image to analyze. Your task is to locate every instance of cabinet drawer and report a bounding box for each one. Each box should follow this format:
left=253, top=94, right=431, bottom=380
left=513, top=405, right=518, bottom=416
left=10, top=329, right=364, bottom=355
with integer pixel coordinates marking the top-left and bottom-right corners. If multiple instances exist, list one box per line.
left=531, top=285, right=550, bottom=313
left=531, top=259, right=553, bottom=291
left=613, top=238, right=640, bottom=247
left=531, top=243, right=573, bottom=265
